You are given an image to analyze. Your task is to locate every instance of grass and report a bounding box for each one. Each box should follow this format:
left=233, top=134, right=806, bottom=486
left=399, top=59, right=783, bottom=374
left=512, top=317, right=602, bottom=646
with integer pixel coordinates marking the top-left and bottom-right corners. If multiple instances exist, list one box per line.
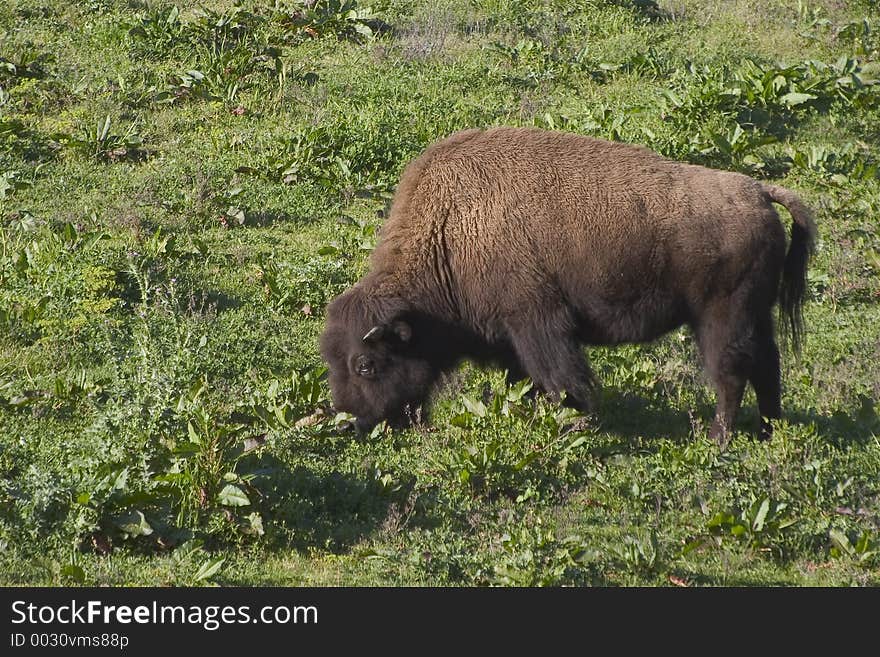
left=0, top=0, right=878, bottom=586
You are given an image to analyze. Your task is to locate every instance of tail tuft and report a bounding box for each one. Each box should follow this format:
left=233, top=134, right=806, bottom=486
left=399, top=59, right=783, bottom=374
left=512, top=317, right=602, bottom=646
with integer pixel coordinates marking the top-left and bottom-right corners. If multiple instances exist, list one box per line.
left=762, top=184, right=817, bottom=352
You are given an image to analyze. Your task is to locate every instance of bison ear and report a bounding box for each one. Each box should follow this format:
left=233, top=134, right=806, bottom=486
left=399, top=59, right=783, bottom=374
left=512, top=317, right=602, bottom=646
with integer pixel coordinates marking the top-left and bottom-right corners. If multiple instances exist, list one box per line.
left=362, top=325, right=384, bottom=343
left=391, top=320, right=411, bottom=343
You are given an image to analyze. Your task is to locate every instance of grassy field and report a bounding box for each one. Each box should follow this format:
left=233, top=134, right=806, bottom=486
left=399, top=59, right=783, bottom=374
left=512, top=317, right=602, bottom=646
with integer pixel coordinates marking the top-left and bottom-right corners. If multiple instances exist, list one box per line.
left=0, top=0, right=878, bottom=586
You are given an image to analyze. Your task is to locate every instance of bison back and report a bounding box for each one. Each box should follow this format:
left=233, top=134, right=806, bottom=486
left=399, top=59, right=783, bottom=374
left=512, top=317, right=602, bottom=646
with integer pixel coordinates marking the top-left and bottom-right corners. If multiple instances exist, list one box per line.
left=372, top=127, right=787, bottom=344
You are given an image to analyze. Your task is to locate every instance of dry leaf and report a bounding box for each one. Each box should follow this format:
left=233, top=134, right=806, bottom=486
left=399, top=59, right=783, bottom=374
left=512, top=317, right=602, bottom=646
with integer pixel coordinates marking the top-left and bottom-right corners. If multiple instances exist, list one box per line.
left=295, top=410, right=324, bottom=428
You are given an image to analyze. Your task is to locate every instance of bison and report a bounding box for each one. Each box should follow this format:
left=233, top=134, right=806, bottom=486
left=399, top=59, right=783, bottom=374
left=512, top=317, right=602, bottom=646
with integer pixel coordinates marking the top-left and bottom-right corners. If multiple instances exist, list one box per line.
left=320, top=126, right=816, bottom=444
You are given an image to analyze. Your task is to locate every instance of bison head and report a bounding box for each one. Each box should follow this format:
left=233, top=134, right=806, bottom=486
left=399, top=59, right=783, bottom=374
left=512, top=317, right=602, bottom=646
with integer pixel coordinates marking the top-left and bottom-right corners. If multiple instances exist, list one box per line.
left=319, top=287, right=438, bottom=432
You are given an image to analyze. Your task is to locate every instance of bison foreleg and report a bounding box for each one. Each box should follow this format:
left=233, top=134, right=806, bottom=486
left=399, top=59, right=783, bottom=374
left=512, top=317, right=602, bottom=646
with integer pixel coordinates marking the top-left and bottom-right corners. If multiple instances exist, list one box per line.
left=506, top=314, right=598, bottom=413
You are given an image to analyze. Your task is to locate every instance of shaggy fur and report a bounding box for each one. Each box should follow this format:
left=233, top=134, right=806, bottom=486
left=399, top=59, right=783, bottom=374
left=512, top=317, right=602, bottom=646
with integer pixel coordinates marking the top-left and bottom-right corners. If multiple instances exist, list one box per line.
left=320, top=126, right=816, bottom=442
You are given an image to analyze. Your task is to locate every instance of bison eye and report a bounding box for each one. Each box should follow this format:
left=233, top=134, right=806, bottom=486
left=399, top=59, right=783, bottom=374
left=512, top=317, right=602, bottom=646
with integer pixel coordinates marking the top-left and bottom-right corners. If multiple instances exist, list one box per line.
left=355, top=355, right=376, bottom=378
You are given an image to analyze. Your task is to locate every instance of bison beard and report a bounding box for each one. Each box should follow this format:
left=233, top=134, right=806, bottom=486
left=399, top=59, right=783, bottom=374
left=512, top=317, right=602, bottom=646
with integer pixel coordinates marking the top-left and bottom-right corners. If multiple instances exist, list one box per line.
left=319, top=127, right=816, bottom=445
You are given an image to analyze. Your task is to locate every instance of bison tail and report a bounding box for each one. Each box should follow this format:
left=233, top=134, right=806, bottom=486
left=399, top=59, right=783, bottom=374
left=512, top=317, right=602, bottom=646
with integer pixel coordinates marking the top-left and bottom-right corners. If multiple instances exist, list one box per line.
left=762, top=183, right=817, bottom=352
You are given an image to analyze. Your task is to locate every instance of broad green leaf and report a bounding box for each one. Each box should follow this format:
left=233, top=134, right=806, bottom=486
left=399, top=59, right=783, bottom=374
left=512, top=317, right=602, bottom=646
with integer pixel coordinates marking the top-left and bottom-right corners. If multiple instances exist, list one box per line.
left=514, top=452, right=540, bottom=471
left=61, top=565, right=86, bottom=583
left=194, top=556, right=225, bottom=582
left=753, top=498, right=770, bottom=532
left=707, top=512, right=733, bottom=529
left=187, top=421, right=201, bottom=444
left=711, top=134, right=732, bottom=155
left=565, top=435, right=589, bottom=450
left=449, top=413, right=472, bottom=428
left=0, top=172, right=13, bottom=199
left=660, top=88, right=683, bottom=108
left=781, top=92, right=816, bottom=106
left=267, top=379, right=279, bottom=398
left=461, top=395, right=487, bottom=418
left=681, top=539, right=708, bottom=557
left=217, top=484, right=250, bottom=507
left=506, top=379, right=533, bottom=402
left=243, top=512, right=264, bottom=536
left=111, top=468, right=129, bottom=491
left=98, top=115, right=112, bottom=142
left=829, top=529, right=853, bottom=555
left=171, top=441, right=200, bottom=457
left=114, top=510, right=153, bottom=537
left=274, top=405, right=290, bottom=428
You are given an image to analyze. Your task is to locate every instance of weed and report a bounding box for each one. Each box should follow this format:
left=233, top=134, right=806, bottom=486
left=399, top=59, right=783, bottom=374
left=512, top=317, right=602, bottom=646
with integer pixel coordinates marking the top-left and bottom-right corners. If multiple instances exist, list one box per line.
left=491, top=520, right=589, bottom=586
left=61, top=115, right=149, bottom=162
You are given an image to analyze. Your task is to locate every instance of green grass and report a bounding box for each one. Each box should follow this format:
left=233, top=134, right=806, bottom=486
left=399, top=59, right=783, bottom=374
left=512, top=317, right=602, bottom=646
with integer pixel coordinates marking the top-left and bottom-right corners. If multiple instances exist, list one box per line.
left=1, top=0, right=878, bottom=586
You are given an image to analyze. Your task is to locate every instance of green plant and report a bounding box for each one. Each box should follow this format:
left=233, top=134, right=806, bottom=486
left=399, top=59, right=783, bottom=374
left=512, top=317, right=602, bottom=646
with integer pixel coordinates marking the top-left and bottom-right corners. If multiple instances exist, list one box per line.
left=127, top=4, right=289, bottom=105
left=607, top=531, right=661, bottom=576
left=489, top=37, right=598, bottom=88
left=706, top=497, right=798, bottom=552
left=126, top=4, right=186, bottom=57
left=0, top=170, right=32, bottom=200
left=0, top=48, right=55, bottom=81
left=789, top=143, right=879, bottom=182
left=437, top=379, right=591, bottom=498
left=652, top=56, right=879, bottom=168
left=171, top=386, right=258, bottom=526
left=491, top=521, right=588, bottom=586
left=829, top=529, right=878, bottom=566
left=254, top=254, right=350, bottom=313
left=235, top=368, right=330, bottom=435
left=62, top=115, right=148, bottom=162
left=297, top=0, right=379, bottom=43
left=836, top=18, right=879, bottom=59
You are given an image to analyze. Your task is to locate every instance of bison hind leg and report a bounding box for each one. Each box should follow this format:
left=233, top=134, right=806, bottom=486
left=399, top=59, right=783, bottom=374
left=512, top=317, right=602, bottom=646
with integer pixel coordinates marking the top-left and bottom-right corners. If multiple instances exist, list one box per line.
left=505, top=310, right=599, bottom=414
left=748, top=313, right=781, bottom=440
left=696, top=295, right=780, bottom=446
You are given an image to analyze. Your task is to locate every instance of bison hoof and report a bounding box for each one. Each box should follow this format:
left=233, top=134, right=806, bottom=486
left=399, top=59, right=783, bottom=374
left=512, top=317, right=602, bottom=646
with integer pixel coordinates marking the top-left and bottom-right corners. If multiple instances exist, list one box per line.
left=709, top=423, right=731, bottom=450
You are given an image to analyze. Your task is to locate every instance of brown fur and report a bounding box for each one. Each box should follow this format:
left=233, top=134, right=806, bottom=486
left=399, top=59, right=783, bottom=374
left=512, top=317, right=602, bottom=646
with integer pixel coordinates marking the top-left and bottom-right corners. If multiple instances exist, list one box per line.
left=320, top=126, right=816, bottom=442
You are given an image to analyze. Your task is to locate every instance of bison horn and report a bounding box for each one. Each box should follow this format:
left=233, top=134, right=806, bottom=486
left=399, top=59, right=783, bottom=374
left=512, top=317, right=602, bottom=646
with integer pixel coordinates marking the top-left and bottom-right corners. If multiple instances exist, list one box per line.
left=362, top=325, right=384, bottom=342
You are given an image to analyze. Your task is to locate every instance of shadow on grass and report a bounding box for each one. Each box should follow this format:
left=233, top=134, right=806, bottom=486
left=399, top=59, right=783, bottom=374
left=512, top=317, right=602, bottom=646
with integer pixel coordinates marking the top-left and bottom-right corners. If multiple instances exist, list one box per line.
left=594, top=390, right=699, bottom=444
left=244, top=209, right=319, bottom=228
left=785, top=403, right=880, bottom=447
left=186, top=288, right=242, bottom=314
left=0, top=122, right=62, bottom=163
left=248, top=453, right=415, bottom=553
left=231, top=392, right=876, bottom=568
left=590, top=390, right=879, bottom=453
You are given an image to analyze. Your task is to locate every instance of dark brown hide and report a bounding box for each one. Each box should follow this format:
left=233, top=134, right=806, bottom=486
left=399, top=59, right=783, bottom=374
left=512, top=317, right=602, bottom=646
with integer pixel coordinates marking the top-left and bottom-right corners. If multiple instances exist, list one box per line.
left=320, top=127, right=816, bottom=442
